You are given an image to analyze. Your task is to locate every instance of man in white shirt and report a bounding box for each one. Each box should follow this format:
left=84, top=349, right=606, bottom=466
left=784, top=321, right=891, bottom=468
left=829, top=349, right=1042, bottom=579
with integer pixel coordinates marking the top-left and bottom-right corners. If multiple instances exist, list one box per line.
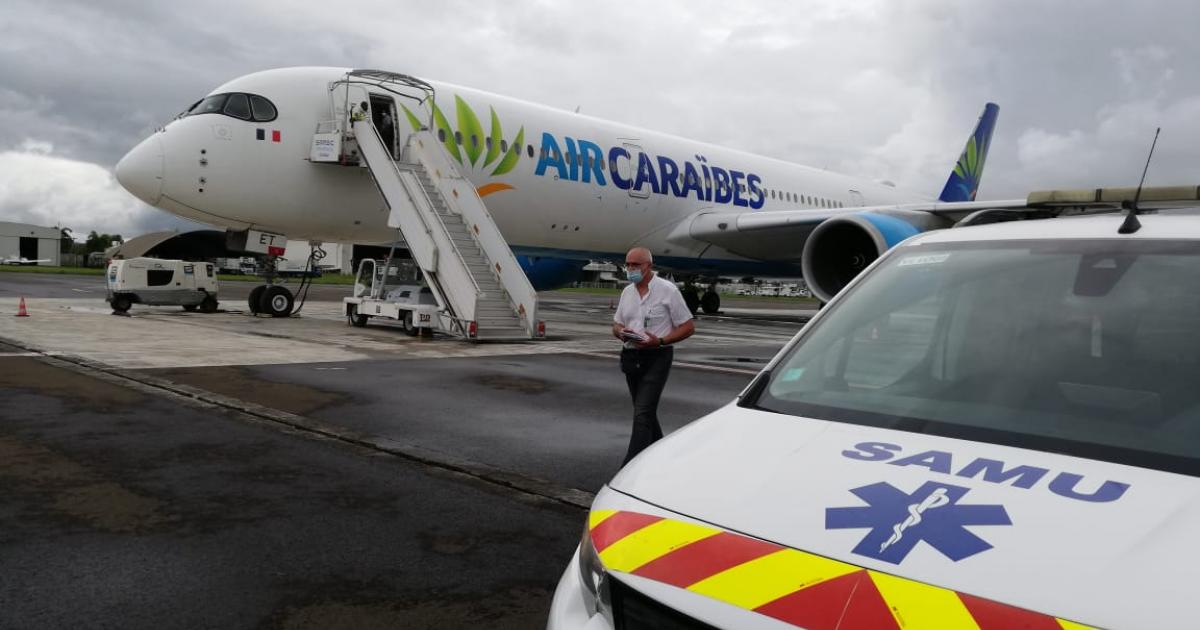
left=611, top=247, right=696, bottom=464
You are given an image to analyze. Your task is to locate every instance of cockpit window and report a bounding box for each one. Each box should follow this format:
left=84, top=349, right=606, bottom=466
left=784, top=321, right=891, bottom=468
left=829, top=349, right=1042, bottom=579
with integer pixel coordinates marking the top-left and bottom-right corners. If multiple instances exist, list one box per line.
left=191, top=94, right=228, bottom=116
left=183, top=92, right=277, bottom=122
left=223, top=93, right=252, bottom=120
left=249, top=95, right=277, bottom=122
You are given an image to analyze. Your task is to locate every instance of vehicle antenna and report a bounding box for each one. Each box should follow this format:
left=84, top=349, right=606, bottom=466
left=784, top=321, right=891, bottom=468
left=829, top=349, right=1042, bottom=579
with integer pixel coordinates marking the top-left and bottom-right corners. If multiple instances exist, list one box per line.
left=1119, top=127, right=1160, bottom=234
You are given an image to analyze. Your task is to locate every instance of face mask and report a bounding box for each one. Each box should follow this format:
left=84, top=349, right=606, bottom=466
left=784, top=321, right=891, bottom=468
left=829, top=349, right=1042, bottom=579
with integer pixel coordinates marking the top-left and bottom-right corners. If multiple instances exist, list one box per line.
left=627, top=269, right=644, bottom=284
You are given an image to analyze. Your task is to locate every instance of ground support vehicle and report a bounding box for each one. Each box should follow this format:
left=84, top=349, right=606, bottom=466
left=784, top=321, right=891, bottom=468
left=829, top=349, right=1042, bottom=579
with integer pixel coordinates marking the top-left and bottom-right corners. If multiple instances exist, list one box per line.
left=342, top=258, right=440, bottom=337
left=106, top=258, right=219, bottom=313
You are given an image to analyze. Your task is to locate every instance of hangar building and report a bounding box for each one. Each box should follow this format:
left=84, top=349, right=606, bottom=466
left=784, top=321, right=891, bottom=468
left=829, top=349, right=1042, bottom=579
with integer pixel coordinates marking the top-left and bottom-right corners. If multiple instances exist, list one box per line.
left=0, top=221, right=61, bottom=266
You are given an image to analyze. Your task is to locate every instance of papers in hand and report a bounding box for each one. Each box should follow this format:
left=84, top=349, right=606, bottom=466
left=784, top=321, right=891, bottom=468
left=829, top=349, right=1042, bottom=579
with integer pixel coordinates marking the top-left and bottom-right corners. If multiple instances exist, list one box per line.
left=620, top=329, right=648, bottom=343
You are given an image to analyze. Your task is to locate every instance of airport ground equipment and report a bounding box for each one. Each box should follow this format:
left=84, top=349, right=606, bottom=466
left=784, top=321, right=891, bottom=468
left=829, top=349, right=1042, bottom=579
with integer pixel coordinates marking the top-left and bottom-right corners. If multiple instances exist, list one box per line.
left=106, top=257, right=219, bottom=313
left=343, top=258, right=440, bottom=336
left=314, top=70, right=542, bottom=341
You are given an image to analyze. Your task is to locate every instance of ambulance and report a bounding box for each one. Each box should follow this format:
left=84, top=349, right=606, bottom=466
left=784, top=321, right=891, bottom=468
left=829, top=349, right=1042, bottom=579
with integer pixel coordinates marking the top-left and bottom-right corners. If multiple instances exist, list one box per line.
left=549, top=212, right=1200, bottom=629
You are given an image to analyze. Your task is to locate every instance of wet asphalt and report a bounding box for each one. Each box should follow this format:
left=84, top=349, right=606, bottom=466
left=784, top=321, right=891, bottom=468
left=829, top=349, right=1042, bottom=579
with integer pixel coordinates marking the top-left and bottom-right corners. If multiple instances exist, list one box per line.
left=148, top=353, right=751, bottom=494
left=0, top=271, right=808, bottom=628
left=0, top=351, right=582, bottom=630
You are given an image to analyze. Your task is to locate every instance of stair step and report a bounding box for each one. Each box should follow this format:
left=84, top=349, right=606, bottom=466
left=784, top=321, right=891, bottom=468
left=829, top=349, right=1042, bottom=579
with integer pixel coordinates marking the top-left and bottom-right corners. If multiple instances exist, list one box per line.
left=478, top=314, right=522, bottom=324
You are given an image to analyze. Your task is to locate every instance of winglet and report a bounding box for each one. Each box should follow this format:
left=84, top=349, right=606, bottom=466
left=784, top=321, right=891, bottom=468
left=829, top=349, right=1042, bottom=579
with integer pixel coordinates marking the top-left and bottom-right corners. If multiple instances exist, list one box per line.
left=938, top=103, right=999, bottom=202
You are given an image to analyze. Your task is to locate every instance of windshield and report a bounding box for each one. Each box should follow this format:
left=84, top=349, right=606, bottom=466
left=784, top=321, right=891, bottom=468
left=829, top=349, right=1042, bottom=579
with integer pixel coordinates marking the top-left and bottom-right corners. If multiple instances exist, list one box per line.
left=747, top=238, right=1200, bottom=476
left=182, top=93, right=277, bottom=122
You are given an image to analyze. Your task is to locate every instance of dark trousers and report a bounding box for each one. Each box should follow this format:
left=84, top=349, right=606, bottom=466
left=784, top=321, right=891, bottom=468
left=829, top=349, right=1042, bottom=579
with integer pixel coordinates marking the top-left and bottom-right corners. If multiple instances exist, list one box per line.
left=620, top=347, right=673, bottom=464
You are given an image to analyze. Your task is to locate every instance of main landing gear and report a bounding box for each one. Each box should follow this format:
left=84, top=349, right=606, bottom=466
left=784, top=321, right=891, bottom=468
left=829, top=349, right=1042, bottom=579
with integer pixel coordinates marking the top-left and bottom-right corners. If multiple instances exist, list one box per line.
left=681, top=281, right=721, bottom=315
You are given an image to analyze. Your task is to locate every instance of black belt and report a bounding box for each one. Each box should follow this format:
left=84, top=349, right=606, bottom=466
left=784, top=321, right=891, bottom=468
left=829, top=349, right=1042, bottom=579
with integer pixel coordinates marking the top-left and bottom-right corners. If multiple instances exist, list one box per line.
left=621, top=345, right=672, bottom=354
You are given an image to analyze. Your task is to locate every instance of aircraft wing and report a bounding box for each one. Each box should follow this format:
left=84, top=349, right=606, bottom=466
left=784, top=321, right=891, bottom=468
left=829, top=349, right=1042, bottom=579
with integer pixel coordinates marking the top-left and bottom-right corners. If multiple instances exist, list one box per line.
left=681, top=185, right=1200, bottom=249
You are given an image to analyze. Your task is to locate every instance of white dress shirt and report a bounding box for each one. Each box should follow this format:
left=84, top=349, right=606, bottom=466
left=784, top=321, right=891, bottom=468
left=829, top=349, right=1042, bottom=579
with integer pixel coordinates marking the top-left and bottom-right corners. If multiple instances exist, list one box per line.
left=614, top=274, right=693, bottom=348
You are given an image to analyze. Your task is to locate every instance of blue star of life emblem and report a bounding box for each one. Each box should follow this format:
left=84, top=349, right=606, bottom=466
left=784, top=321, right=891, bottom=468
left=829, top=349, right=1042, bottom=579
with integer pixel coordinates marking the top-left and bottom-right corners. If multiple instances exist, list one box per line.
left=825, top=481, right=1012, bottom=564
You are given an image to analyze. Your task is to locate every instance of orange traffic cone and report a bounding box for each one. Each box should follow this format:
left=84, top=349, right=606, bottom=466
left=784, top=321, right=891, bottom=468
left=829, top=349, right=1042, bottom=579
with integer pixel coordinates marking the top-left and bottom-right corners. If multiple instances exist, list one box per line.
left=15, top=297, right=29, bottom=317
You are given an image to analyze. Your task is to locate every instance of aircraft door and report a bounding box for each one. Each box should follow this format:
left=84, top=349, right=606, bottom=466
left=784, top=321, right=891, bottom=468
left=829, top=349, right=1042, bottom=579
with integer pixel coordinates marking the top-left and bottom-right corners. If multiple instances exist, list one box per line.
left=330, top=83, right=370, bottom=131
left=369, top=94, right=400, bottom=159
left=849, top=189, right=865, bottom=206
left=623, top=142, right=650, bottom=199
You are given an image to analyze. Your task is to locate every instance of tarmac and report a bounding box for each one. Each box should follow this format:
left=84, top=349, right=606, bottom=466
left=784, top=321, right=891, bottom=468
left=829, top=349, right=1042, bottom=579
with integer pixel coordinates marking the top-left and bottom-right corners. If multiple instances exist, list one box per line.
left=0, top=271, right=814, bottom=629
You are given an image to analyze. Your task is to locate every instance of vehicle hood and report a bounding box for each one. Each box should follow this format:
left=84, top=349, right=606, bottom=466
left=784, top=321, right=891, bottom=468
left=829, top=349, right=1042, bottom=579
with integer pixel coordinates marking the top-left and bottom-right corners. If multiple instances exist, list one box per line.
left=607, top=403, right=1200, bottom=629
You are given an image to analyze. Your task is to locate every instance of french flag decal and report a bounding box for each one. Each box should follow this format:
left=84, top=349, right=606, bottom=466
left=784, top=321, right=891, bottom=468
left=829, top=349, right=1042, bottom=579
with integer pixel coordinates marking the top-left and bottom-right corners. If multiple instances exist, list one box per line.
left=256, top=129, right=282, bottom=143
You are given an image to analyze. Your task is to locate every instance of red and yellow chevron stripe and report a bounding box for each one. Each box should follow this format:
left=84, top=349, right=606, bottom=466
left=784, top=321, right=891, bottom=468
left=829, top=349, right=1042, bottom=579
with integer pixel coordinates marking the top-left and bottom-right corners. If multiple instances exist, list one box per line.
left=589, top=510, right=1095, bottom=630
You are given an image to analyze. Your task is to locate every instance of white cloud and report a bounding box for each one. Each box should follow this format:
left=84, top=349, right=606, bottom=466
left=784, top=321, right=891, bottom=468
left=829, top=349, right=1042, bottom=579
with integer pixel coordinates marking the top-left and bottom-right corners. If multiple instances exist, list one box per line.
left=0, top=142, right=198, bottom=237
left=1, top=0, right=1199, bottom=232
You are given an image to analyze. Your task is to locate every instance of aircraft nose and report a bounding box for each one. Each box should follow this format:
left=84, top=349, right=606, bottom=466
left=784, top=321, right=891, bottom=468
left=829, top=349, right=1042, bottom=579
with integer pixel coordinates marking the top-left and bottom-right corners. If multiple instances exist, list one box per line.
left=115, top=135, right=164, bottom=205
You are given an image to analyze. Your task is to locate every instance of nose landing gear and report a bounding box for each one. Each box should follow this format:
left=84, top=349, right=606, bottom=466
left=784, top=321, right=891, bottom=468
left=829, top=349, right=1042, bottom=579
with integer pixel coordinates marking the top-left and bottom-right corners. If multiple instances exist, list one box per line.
left=245, top=251, right=306, bottom=317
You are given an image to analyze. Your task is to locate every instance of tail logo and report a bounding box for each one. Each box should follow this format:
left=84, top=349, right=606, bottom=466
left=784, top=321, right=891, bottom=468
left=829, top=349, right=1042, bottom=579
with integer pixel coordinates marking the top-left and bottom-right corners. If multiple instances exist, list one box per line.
left=938, top=103, right=998, bottom=203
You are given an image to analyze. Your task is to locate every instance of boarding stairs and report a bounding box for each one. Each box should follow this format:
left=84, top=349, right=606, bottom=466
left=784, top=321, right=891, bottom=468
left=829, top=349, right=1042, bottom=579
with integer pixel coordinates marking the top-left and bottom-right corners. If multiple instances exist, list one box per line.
left=351, top=120, right=539, bottom=340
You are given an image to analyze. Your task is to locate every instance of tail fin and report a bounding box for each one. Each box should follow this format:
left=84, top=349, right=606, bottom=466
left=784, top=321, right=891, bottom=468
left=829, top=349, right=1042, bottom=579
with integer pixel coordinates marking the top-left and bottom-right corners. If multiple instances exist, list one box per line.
left=938, top=102, right=999, bottom=202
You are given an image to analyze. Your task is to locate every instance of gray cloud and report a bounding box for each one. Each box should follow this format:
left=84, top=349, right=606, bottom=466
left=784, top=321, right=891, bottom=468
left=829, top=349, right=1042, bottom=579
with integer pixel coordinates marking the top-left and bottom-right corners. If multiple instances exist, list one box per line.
left=1, top=0, right=1197, bottom=236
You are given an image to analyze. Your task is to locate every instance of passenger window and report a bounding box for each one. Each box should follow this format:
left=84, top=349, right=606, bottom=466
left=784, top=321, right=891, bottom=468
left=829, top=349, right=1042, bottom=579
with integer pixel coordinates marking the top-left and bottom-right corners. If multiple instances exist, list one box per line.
left=455, top=131, right=463, bottom=145
left=438, top=128, right=447, bottom=142
left=223, top=93, right=251, bottom=120
left=206, top=264, right=214, bottom=277
left=470, top=134, right=478, bottom=149
left=147, top=269, right=174, bottom=286
left=501, top=140, right=508, bottom=153
left=248, top=94, right=277, bottom=122
left=527, top=144, right=535, bottom=158
left=485, top=137, right=493, bottom=152
left=771, top=190, right=776, bottom=199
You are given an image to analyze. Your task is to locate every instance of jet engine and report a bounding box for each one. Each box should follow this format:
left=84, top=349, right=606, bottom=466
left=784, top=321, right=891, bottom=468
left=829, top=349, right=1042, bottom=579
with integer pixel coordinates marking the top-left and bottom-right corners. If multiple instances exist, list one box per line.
left=801, top=211, right=947, bottom=302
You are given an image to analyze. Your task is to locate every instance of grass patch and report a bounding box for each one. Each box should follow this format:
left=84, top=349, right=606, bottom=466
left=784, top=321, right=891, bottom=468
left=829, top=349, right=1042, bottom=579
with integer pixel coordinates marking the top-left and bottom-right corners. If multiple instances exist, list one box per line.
left=554, top=286, right=622, bottom=296
left=553, top=285, right=819, bottom=307
left=0, top=266, right=105, bottom=276
left=216, top=273, right=357, bottom=286
left=724, top=294, right=820, bottom=307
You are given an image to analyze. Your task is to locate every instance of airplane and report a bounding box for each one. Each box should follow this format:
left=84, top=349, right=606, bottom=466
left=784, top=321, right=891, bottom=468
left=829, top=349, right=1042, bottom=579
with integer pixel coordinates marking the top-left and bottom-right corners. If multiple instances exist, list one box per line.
left=2, top=257, right=52, bottom=266
left=115, top=66, right=1038, bottom=315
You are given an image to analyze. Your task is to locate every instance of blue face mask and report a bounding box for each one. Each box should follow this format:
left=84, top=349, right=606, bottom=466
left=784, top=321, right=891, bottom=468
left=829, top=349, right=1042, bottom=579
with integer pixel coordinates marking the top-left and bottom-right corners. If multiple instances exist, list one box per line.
left=627, top=269, right=644, bottom=284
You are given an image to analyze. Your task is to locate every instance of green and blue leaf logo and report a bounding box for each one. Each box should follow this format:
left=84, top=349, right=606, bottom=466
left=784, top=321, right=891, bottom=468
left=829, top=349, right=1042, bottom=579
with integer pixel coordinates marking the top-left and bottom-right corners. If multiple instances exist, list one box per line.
left=401, top=96, right=524, bottom=197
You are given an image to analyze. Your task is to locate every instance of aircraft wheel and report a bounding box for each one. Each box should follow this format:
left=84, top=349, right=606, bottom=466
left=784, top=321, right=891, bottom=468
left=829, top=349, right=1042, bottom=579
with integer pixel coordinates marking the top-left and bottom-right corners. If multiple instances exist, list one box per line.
left=111, top=296, right=132, bottom=313
left=183, top=304, right=198, bottom=312
left=681, top=287, right=700, bottom=314
left=700, top=291, right=720, bottom=315
left=199, top=296, right=218, bottom=314
left=402, top=311, right=418, bottom=336
left=259, top=285, right=294, bottom=318
left=248, top=285, right=266, bottom=314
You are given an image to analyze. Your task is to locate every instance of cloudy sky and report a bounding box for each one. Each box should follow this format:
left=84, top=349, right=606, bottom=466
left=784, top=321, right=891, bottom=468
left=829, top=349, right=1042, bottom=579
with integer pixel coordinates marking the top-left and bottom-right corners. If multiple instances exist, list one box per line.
left=1, top=0, right=1197, bottom=239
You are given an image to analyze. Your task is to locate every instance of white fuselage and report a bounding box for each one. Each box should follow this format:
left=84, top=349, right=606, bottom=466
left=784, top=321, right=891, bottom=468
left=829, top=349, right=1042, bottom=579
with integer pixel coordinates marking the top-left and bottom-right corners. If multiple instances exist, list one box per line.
left=119, top=67, right=922, bottom=273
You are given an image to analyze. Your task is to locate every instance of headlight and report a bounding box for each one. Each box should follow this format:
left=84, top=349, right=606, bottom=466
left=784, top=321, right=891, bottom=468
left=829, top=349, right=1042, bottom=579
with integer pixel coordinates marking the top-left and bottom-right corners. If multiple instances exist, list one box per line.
left=578, top=523, right=612, bottom=619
